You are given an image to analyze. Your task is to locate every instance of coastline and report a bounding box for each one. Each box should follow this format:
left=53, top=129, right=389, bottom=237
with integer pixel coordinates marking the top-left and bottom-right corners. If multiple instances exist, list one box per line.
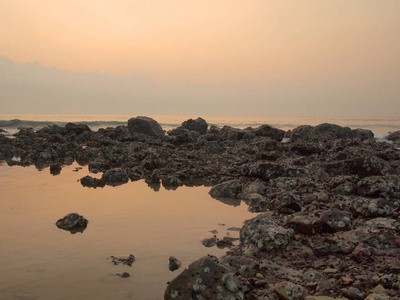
left=1, top=116, right=400, bottom=299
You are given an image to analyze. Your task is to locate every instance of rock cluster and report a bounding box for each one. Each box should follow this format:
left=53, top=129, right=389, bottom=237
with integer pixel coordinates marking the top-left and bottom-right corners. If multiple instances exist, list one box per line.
left=2, top=118, right=400, bottom=299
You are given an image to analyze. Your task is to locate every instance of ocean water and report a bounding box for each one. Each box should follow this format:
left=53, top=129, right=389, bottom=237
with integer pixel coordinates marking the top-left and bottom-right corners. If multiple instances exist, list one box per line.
left=0, top=114, right=399, bottom=137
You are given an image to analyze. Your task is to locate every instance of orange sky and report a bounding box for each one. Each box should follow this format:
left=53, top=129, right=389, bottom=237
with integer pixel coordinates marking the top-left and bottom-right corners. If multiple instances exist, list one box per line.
left=1, top=0, right=399, bottom=84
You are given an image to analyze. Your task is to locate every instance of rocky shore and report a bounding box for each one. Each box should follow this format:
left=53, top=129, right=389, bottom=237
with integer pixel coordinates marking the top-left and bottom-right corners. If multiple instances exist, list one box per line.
left=1, top=117, right=400, bottom=299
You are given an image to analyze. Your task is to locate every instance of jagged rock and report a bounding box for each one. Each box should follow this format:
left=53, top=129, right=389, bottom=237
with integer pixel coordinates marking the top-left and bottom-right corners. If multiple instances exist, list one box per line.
left=80, top=175, right=106, bottom=188
left=169, top=256, right=182, bottom=271
left=286, top=213, right=321, bottom=235
left=240, top=214, right=293, bottom=252
left=181, top=117, right=208, bottom=134
left=253, top=124, right=285, bottom=141
left=164, top=256, right=247, bottom=300
left=127, top=116, right=164, bottom=137
left=55, top=213, right=88, bottom=234
left=386, top=130, right=400, bottom=144
left=102, top=168, right=129, bottom=186
left=65, top=123, right=92, bottom=135
left=202, top=236, right=218, bottom=247
left=162, top=175, right=183, bottom=190
left=108, top=254, right=135, bottom=266
left=319, top=209, right=352, bottom=232
left=209, top=180, right=242, bottom=199
left=350, top=197, right=394, bottom=218
left=342, top=287, right=364, bottom=300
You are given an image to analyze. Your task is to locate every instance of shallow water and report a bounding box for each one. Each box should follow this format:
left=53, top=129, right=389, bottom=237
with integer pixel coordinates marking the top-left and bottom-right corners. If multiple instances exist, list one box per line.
left=0, top=163, right=255, bottom=300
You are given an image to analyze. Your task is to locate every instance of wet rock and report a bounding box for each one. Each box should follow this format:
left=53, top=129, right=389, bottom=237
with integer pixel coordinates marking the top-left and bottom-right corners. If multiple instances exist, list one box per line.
left=102, top=168, right=129, bottom=186
left=80, top=175, right=106, bottom=188
left=202, top=236, right=218, bottom=247
left=55, top=213, right=88, bottom=234
left=274, top=281, right=307, bottom=300
left=127, top=116, right=165, bottom=137
left=240, top=214, right=293, bottom=252
left=49, top=164, right=62, bottom=175
left=319, top=209, right=353, bottom=233
left=209, top=180, right=242, bottom=199
left=108, top=254, right=135, bottom=266
left=162, top=175, right=183, bottom=190
left=169, top=256, right=182, bottom=271
left=164, top=256, right=246, bottom=300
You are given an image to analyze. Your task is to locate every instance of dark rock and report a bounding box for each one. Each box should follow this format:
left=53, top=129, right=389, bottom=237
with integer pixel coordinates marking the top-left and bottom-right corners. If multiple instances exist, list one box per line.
left=169, top=256, right=182, bottom=271
left=164, top=256, right=247, bottom=300
left=351, top=197, right=394, bottom=218
left=80, top=175, right=106, bottom=188
left=253, top=124, right=285, bottom=141
left=162, top=175, right=183, bottom=190
left=386, top=130, right=400, bottom=144
left=202, top=236, right=218, bottom=247
left=49, top=164, right=62, bottom=175
left=181, top=117, right=208, bottom=134
left=209, top=180, right=242, bottom=199
left=55, top=213, right=88, bottom=234
left=65, top=123, right=92, bottom=135
left=116, top=272, right=130, bottom=278
left=108, top=254, right=135, bottom=266
left=319, top=209, right=352, bottom=232
left=274, top=281, right=307, bottom=300
left=127, top=116, right=164, bottom=137
left=286, top=214, right=321, bottom=235
left=102, top=168, right=129, bottom=186
left=240, top=214, right=293, bottom=252
left=342, top=287, right=364, bottom=300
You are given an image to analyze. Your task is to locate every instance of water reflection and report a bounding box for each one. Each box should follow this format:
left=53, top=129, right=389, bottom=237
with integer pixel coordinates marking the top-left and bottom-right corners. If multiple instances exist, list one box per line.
left=0, top=163, right=256, bottom=300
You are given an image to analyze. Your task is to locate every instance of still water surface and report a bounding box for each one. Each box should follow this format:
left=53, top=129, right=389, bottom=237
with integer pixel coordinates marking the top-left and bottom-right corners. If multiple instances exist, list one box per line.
left=0, top=163, right=255, bottom=300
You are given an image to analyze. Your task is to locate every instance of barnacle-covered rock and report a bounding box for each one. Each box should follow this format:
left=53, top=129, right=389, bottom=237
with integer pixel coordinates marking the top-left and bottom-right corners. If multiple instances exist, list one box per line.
left=240, top=214, right=293, bottom=252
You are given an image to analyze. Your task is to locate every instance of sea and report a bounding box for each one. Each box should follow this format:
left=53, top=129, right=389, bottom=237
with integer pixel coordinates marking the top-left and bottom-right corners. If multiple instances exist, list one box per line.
left=1, top=114, right=400, bottom=138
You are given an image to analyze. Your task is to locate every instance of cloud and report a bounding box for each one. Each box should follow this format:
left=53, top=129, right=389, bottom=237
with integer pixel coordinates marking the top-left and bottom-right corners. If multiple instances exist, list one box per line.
left=0, top=56, right=399, bottom=117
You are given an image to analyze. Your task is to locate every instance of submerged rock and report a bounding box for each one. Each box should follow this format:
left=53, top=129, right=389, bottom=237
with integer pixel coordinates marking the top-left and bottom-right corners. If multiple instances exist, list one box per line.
left=55, top=213, right=88, bottom=234
left=108, top=254, right=136, bottom=267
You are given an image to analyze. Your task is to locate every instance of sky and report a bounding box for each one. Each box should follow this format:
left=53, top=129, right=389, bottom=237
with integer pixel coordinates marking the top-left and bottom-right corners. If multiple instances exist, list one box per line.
left=0, top=0, right=399, bottom=116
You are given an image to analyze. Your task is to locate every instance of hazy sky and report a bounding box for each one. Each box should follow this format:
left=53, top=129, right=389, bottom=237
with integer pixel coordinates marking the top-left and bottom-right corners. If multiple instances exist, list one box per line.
left=1, top=0, right=399, bottom=116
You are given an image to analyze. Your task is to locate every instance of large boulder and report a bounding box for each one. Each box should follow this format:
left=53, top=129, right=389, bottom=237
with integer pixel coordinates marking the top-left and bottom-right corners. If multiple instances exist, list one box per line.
left=253, top=124, right=285, bottom=141
left=165, top=255, right=247, bottom=300
left=181, top=117, right=208, bottom=134
left=127, top=116, right=164, bottom=137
